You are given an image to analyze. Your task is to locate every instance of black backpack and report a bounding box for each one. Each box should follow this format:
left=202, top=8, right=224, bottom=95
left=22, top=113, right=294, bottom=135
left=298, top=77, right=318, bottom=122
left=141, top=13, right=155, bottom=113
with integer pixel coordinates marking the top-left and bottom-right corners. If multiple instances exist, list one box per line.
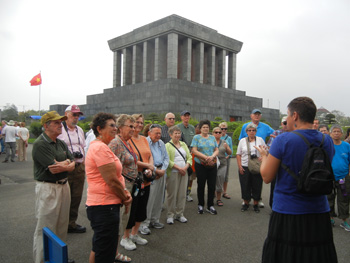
left=281, top=131, right=334, bottom=195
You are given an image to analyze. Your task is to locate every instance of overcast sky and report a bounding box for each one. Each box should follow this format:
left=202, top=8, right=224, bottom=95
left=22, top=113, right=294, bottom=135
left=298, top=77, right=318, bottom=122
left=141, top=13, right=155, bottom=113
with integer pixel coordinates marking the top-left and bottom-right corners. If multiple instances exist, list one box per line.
left=1, top=0, right=349, bottom=116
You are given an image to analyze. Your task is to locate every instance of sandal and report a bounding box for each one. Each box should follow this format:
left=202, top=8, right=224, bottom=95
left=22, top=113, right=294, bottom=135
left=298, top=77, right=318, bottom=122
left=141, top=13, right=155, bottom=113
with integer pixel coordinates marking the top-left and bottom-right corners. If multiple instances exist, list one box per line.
left=217, top=200, right=224, bottom=206
left=115, top=253, right=132, bottom=263
left=222, top=193, right=231, bottom=199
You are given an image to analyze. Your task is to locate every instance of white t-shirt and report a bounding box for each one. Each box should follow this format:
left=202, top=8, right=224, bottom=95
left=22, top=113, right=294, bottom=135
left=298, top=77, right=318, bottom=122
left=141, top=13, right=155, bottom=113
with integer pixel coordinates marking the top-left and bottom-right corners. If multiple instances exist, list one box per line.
left=18, top=127, right=29, bottom=141
left=236, top=136, right=266, bottom=167
left=171, top=147, right=187, bottom=172
left=2, top=126, right=17, bottom=142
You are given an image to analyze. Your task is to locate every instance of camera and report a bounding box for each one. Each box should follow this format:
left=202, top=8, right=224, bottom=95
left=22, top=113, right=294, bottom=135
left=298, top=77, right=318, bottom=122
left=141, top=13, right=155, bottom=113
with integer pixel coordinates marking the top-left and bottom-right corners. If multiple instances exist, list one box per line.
left=73, top=151, right=83, bottom=159
left=251, top=154, right=257, bottom=159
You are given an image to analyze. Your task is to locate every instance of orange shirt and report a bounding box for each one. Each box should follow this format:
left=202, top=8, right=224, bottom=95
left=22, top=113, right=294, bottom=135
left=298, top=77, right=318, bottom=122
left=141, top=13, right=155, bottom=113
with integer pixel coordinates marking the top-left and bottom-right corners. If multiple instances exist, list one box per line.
left=85, top=140, right=125, bottom=206
left=129, top=136, right=153, bottom=186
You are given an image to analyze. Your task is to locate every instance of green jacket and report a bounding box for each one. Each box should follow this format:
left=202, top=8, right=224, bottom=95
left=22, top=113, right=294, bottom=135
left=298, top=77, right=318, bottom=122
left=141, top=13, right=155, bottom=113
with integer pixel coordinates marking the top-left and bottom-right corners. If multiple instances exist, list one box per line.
left=165, top=140, right=192, bottom=177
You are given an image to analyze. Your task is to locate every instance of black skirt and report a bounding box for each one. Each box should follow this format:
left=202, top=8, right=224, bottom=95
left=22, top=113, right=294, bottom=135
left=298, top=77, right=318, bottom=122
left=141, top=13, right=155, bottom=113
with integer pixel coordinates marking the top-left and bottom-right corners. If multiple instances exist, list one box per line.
left=262, top=212, right=338, bottom=263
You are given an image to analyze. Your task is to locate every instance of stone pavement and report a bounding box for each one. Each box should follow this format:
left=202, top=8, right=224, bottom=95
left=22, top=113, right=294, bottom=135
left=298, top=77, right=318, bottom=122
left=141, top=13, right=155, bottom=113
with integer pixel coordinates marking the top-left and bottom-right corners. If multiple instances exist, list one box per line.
left=0, top=144, right=349, bottom=263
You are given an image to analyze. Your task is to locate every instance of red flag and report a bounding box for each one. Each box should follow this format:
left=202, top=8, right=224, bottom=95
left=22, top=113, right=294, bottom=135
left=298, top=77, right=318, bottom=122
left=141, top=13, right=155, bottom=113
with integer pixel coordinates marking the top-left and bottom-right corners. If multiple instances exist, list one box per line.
left=30, top=73, right=42, bottom=86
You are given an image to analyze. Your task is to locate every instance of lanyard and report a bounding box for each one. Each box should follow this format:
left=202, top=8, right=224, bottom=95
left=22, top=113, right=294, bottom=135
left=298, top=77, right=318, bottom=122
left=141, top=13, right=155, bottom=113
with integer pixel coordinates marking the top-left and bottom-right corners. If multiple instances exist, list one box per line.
left=118, top=135, right=138, bottom=165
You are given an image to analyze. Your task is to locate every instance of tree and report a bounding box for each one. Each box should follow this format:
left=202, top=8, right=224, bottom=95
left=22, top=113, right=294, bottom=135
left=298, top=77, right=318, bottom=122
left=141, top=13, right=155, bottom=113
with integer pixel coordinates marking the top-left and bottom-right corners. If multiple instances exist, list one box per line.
left=324, top=113, right=337, bottom=125
left=331, top=110, right=350, bottom=126
left=1, top=104, right=18, bottom=121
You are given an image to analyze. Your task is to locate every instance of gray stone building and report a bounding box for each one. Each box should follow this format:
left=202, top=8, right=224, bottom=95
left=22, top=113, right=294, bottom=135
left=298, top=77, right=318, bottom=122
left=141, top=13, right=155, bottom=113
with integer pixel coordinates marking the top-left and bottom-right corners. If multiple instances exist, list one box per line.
left=51, top=14, right=279, bottom=127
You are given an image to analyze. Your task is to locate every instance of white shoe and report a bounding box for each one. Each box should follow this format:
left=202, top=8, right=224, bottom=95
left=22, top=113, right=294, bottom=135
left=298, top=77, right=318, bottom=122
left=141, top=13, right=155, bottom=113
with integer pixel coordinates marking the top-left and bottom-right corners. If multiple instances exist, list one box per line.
left=138, top=225, right=151, bottom=235
left=186, top=195, right=193, bottom=202
left=167, top=218, right=174, bottom=224
left=176, top=216, right=188, bottom=223
left=130, top=234, right=148, bottom=245
left=120, top=237, right=136, bottom=251
left=259, top=201, right=265, bottom=208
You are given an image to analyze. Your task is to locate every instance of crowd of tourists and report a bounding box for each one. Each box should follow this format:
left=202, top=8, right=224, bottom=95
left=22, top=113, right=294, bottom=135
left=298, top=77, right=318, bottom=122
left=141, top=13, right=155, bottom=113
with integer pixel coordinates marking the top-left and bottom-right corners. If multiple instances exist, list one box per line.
left=8, top=96, right=349, bottom=262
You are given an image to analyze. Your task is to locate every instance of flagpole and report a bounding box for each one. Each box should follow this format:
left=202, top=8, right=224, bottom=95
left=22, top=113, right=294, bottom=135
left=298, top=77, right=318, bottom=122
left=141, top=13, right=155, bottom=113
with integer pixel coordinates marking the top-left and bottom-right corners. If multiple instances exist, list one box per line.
left=39, top=84, right=41, bottom=116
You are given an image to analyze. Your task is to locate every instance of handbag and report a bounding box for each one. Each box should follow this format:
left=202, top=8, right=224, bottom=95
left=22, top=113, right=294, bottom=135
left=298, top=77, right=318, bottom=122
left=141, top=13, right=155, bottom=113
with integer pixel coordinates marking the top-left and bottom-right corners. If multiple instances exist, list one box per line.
left=169, top=142, right=193, bottom=176
left=245, top=137, right=261, bottom=174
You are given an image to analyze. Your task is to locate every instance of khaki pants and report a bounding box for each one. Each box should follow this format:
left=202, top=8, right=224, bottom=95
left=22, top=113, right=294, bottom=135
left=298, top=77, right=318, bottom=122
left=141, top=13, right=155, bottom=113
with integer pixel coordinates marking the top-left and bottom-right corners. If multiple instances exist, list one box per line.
left=33, top=181, right=70, bottom=263
left=18, top=139, right=27, bottom=161
left=119, top=180, right=134, bottom=235
left=166, top=171, right=188, bottom=218
left=67, top=163, right=85, bottom=228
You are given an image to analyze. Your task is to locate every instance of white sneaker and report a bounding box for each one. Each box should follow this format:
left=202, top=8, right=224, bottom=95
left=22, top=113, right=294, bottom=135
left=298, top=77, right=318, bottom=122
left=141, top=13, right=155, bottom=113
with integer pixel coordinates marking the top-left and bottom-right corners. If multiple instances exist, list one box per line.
left=259, top=201, right=265, bottom=208
left=138, top=225, right=151, bottom=235
left=167, top=218, right=174, bottom=224
left=130, top=234, right=148, bottom=245
left=120, top=237, right=136, bottom=251
left=186, top=195, right=193, bottom=202
left=176, top=216, right=188, bottom=223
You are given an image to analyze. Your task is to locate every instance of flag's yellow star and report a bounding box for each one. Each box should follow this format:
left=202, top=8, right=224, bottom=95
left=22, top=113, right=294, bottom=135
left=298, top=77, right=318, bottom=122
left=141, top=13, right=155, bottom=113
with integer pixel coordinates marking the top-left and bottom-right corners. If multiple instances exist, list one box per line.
left=36, top=78, right=41, bottom=82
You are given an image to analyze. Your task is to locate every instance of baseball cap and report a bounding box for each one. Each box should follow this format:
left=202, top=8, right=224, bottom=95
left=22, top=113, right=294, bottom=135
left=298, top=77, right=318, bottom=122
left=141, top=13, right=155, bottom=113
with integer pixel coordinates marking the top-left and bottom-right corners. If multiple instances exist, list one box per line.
left=251, top=109, right=261, bottom=114
left=65, top=105, right=83, bottom=115
left=181, top=110, right=191, bottom=116
left=41, top=111, right=67, bottom=125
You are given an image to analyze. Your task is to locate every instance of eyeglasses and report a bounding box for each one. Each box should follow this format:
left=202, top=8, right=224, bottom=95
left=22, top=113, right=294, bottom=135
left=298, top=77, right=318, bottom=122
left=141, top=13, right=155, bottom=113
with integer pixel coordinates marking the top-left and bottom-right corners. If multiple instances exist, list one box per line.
left=109, top=124, right=117, bottom=128
left=214, top=131, right=222, bottom=134
left=247, top=129, right=256, bottom=132
left=221, top=128, right=227, bottom=130
left=168, top=118, right=175, bottom=120
left=72, top=113, right=80, bottom=117
left=123, top=125, right=135, bottom=129
left=282, top=121, right=287, bottom=125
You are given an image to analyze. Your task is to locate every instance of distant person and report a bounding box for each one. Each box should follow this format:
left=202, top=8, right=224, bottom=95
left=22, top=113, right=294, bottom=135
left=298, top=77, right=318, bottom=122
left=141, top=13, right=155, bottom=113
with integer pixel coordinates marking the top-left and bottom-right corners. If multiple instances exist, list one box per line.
left=344, top=127, right=350, bottom=143
left=327, top=125, right=350, bottom=230
left=236, top=123, right=266, bottom=213
left=239, top=109, right=275, bottom=141
left=177, top=110, right=195, bottom=202
left=32, top=111, right=76, bottom=263
left=239, top=109, right=274, bottom=208
left=165, top=125, right=192, bottom=224
left=17, top=122, right=29, bottom=161
left=313, top=118, right=320, bottom=130
left=319, top=124, right=330, bottom=135
left=266, top=116, right=288, bottom=208
left=255, top=97, right=337, bottom=263
left=0, top=121, right=6, bottom=154
left=219, top=122, right=233, bottom=200
left=85, top=112, right=132, bottom=263
left=161, top=112, right=184, bottom=144
left=143, top=124, right=169, bottom=229
left=2, top=120, right=17, bottom=163
left=212, top=127, right=232, bottom=206
left=191, top=120, right=219, bottom=215
left=58, top=105, right=87, bottom=234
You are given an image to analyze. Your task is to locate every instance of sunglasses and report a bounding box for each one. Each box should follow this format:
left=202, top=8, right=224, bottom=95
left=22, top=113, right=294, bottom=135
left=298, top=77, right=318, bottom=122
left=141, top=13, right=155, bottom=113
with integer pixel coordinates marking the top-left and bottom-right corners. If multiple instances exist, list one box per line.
left=247, top=129, right=256, bottom=132
left=168, top=118, right=175, bottom=120
left=214, top=131, right=222, bottom=134
left=72, top=113, right=80, bottom=117
left=221, top=128, right=227, bottom=130
left=123, top=125, right=135, bottom=129
left=109, top=124, right=117, bottom=128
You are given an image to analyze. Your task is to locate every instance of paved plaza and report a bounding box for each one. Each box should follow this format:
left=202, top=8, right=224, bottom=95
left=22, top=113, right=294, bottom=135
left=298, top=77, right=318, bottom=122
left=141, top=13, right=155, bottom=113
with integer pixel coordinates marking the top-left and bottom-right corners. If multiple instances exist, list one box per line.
left=0, top=144, right=349, bottom=262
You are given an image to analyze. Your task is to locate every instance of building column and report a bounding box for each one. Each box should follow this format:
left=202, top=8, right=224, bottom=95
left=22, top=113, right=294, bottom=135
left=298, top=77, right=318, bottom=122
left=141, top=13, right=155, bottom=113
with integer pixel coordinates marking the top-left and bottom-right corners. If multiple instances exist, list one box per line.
left=216, top=49, right=226, bottom=88
left=167, top=33, right=178, bottom=79
left=113, top=51, right=122, bottom=87
left=181, top=38, right=191, bottom=81
left=132, top=44, right=142, bottom=84
left=123, top=48, right=132, bottom=86
left=228, top=52, right=237, bottom=90
left=155, top=37, right=167, bottom=80
left=207, top=46, right=215, bottom=85
left=194, top=42, right=204, bottom=83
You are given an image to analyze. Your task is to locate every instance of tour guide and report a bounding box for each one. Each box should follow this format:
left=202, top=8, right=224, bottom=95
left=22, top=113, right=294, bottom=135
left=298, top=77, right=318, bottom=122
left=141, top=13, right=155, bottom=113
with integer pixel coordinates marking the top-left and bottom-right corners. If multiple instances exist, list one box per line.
left=32, top=111, right=76, bottom=263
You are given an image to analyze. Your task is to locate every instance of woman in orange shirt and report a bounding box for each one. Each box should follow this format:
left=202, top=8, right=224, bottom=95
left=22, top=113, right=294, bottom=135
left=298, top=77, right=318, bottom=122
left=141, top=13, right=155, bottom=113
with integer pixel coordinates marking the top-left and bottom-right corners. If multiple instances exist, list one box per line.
left=85, top=113, right=132, bottom=263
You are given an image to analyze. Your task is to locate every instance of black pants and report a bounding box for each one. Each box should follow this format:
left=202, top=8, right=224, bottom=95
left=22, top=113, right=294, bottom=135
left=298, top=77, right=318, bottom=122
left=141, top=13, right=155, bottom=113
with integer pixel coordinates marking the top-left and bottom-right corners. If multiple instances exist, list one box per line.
left=195, top=162, right=217, bottom=208
left=238, top=166, right=263, bottom=201
left=86, top=204, right=120, bottom=263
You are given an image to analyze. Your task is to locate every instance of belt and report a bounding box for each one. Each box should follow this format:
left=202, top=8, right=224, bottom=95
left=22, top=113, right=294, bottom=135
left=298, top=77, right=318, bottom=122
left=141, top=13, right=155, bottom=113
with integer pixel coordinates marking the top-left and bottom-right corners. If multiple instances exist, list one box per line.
left=38, top=179, right=68, bottom=185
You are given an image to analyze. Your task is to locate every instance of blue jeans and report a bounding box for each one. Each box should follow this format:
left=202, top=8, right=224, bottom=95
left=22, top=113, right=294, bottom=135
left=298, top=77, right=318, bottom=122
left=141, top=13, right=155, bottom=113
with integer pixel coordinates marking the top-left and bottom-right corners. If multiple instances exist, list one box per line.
left=0, top=138, right=5, bottom=153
